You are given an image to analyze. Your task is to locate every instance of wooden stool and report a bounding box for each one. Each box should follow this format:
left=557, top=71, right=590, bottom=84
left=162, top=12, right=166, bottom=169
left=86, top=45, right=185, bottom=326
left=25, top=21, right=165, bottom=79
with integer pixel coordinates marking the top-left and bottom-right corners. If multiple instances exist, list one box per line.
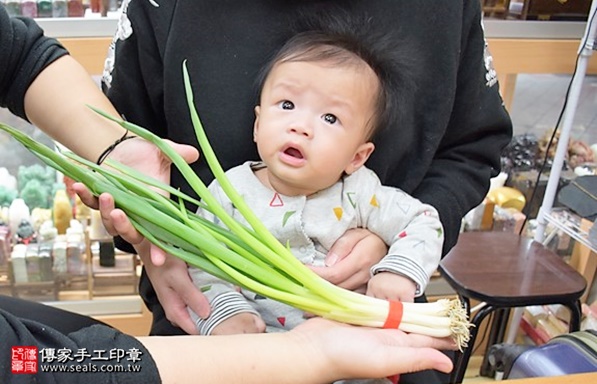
left=439, top=231, right=586, bottom=383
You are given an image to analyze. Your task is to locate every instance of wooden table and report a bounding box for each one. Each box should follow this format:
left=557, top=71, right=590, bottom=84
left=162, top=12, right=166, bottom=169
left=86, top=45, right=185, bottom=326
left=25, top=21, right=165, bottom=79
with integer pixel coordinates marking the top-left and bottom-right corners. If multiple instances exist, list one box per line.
left=508, top=372, right=597, bottom=383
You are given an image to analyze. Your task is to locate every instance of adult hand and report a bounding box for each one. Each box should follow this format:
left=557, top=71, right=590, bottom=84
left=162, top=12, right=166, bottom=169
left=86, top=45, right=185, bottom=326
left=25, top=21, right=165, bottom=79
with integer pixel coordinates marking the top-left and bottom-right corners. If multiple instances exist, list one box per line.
left=293, top=318, right=455, bottom=380
left=75, top=137, right=196, bottom=264
left=309, top=228, right=387, bottom=292
left=141, top=317, right=455, bottom=383
left=74, top=137, right=211, bottom=333
left=131, top=221, right=210, bottom=334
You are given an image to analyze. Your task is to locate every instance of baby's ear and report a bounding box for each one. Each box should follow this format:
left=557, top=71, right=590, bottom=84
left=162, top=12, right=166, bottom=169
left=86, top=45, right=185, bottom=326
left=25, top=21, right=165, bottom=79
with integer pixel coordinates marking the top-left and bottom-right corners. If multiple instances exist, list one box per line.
left=345, top=142, right=375, bottom=175
left=253, top=106, right=261, bottom=142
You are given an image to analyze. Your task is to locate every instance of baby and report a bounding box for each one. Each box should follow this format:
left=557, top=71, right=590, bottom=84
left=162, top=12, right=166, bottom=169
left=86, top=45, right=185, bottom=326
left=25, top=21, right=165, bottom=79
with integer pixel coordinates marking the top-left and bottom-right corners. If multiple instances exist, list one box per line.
left=188, top=28, right=444, bottom=335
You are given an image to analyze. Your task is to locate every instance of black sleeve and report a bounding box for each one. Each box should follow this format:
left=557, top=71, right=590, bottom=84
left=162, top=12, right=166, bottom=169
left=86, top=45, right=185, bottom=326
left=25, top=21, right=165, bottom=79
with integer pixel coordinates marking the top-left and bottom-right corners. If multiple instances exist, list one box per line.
left=0, top=308, right=161, bottom=383
left=0, top=4, right=69, bottom=121
left=412, top=1, right=512, bottom=253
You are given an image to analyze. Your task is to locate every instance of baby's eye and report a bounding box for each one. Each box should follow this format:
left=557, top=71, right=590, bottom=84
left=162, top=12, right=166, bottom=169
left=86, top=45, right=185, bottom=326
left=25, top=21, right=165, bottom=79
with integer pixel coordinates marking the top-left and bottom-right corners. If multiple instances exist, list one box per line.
left=323, top=113, right=337, bottom=124
left=280, top=100, right=294, bottom=110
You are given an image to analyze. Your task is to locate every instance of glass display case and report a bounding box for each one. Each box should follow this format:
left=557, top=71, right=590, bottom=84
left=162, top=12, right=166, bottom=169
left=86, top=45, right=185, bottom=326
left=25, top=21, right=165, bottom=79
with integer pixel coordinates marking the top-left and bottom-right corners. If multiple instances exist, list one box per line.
left=0, top=216, right=140, bottom=302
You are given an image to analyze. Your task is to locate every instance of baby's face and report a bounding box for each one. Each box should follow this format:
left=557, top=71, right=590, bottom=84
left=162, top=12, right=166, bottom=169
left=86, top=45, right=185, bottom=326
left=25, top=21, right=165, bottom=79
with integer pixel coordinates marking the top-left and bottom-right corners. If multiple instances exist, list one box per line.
left=253, top=59, right=378, bottom=196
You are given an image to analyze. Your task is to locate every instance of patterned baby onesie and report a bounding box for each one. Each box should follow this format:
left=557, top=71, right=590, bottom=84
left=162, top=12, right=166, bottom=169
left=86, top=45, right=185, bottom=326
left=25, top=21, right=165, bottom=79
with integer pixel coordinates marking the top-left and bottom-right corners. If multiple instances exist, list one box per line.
left=188, top=161, right=443, bottom=334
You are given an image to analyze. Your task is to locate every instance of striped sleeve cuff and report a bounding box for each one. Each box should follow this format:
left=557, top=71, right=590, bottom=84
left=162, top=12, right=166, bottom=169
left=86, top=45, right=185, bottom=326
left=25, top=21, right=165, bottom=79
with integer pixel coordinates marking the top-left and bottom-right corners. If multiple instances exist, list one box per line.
left=192, top=291, right=260, bottom=335
left=370, top=256, right=429, bottom=296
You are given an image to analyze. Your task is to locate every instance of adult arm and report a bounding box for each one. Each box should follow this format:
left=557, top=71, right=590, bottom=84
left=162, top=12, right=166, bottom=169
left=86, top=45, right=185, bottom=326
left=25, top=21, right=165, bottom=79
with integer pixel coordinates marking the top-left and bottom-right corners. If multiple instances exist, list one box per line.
left=0, top=5, right=126, bottom=161
left=1, top=3, right=208, bottom=334
left=141, top=318, right=454, bottom=384
left=0, top=4, right=208, bottom=330
left=1, top=307, right=453, bottom=384
left=24, top=55, right=127, bottom=161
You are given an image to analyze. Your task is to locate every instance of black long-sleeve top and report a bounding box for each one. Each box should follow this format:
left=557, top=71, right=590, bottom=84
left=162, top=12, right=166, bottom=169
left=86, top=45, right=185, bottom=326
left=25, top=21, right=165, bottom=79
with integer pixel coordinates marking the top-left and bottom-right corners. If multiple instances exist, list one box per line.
left=0, top=4, right=67, bottom=120
left=0, top=308, right=159, bottom=383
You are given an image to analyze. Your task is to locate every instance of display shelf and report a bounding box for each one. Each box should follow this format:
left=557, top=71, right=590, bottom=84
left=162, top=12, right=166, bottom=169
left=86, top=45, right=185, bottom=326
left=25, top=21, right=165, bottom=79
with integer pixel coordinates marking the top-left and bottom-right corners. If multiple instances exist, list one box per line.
left=35, top=16, right=118, bottom=38
left=534, top=0, right=597, bottom=244
left=0, top=232, right=139, bottom=302
left=87, top=245, right=139, bottom=297
left=543, top=208, right=597, bottom=254
left=33, top=15, right=591, bottom=39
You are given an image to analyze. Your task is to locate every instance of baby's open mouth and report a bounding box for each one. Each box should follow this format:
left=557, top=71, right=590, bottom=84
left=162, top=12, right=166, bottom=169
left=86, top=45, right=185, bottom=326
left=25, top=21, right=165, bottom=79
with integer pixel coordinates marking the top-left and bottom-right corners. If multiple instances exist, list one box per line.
left=284, top=147, right=304, bottom=159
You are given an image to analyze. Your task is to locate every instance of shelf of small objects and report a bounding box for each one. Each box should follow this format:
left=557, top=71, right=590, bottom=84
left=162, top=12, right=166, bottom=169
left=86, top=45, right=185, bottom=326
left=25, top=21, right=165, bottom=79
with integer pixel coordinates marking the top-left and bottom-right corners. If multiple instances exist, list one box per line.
left=0, top=215, right=137, bottom=299
left=542, top=208, right=597, bottom=254
left=4, top=219, right=90, bottom=297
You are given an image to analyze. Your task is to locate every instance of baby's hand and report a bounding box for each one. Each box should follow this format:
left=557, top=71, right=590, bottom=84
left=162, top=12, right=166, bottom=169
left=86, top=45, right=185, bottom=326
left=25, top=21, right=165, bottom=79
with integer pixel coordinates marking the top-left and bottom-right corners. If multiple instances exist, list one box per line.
left=211, top=312, right=266, bottom=335
left=366, top=272, right=417, bottom=303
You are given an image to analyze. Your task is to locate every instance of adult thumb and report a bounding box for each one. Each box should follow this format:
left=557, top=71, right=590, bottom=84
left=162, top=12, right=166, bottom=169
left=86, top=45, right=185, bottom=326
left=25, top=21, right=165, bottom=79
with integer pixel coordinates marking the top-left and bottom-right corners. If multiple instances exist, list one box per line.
left=165, top=139, right=200, bottom=164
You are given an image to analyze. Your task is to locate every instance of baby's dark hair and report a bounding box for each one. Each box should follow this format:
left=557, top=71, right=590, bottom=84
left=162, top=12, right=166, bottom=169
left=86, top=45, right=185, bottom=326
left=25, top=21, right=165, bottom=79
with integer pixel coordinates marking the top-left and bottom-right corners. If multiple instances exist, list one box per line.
left=256, top=12, right=415, bottom=141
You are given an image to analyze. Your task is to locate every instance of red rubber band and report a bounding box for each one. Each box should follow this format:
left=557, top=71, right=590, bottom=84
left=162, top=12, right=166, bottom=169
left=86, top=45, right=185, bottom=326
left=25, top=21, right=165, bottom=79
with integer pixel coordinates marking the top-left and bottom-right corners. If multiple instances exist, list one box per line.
left=382, top=300, right=403, bottom=329
left=384, top=301, right=403, bottom=383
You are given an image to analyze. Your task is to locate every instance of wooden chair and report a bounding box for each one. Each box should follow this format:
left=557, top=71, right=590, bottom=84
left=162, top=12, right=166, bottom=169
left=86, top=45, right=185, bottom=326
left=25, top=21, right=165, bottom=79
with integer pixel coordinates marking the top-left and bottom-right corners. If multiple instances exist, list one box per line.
left=439, top=231, right=587, bottom=383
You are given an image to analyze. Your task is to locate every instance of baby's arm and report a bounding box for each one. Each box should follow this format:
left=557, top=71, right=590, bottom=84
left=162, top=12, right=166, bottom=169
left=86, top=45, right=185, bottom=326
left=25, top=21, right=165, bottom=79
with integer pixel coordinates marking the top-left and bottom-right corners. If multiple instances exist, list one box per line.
left=367, top=193, right=443, bottom=299
left=367, top=197, right=443, bottom=299
left=188, top=268, right=264, bottom=335
left=353, top=169, right=444, bottom=300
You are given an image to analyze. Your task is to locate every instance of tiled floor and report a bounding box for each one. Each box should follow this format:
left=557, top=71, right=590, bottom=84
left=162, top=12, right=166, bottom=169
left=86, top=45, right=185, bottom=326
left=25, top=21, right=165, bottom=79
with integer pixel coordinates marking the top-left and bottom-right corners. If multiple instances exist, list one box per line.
left=509, top=73, right=597, bottom=146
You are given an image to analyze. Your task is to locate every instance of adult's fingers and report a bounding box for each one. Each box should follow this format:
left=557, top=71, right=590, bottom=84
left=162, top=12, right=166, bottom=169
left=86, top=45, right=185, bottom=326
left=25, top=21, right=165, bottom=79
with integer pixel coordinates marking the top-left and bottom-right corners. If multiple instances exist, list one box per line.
left=324, top=228, right=369, bottom=266
left=313, top=229, right=386, bottom=290
left=104, top=205, right=144, bottom=244
left=143, top=257, right=211, bottom=332
left=309, top=262, right=370, bottom=290
left=386, top=347, right=453, bottom=375
left=177, top=277, right=212, bottom=321
left=73, top=182, right=99, bottom=210
left=164, top=139, right=200, bottom=164
left=396, top=332, right=458, bottom=352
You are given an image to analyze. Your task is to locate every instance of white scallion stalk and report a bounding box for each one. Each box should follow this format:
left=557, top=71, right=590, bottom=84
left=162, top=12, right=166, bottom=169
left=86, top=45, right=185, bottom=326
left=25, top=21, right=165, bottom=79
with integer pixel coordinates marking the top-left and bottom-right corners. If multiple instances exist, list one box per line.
left=0, top=61, right=471, bottom=349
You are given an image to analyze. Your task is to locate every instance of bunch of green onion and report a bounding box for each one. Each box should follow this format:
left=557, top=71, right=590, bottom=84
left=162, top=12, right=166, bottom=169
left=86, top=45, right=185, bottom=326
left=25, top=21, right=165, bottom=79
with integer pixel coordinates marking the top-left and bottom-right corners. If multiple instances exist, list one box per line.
left=0, top=61, right=470, bottom=349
